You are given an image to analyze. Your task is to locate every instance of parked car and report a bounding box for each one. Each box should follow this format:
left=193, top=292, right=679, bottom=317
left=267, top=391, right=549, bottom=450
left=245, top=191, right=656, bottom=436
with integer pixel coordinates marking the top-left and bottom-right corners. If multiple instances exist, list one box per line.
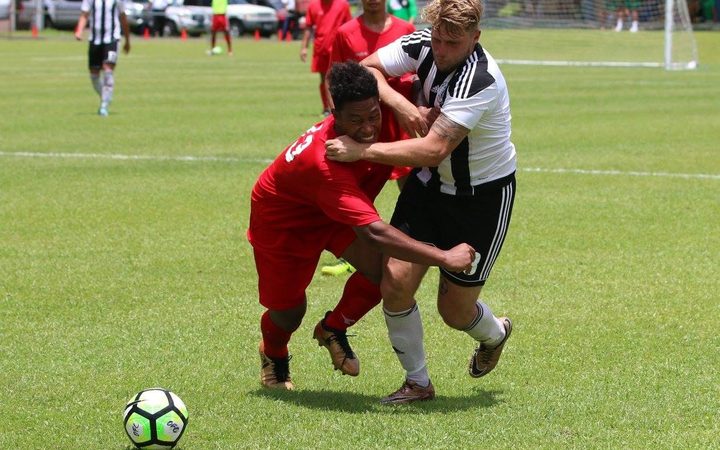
left=160, top=0, right=209, bottom=36
left=0, top=0, right=11, bottom=20
left=247, top=0, right=303, bottom=37
left=183, top=0, right=277, bottom=37
left=124, top=0, right=152, bottom=34
left=18, top=0, right=83, bottom=29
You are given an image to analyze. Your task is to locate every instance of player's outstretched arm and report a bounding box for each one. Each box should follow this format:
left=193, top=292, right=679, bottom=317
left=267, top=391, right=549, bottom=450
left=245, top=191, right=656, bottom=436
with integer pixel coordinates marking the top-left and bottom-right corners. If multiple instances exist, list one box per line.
left=354, top=221, right=474, bottom=273
left=326, top=112, right=470, bottom=167
left=300, top=28, right=312, bottom=62
left=120, top=12, right=131, bottom=53
left=74, top=12, right=89, bottom=40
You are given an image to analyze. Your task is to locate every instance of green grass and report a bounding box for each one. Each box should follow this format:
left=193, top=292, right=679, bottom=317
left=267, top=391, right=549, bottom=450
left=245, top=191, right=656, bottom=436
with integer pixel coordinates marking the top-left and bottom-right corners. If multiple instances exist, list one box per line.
left=1, top=31, right=720, bottom=448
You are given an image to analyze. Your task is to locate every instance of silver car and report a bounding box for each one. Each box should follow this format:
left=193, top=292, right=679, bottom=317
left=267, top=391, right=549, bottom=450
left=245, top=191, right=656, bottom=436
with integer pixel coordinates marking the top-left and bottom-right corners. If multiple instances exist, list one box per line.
left=18, top=0, right=83, bottom=29
left=182, top=0, right=277, bottom=37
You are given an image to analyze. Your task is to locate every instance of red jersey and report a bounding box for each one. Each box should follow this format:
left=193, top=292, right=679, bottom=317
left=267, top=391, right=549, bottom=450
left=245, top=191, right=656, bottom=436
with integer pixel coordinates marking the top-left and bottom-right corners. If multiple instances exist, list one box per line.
left=330, top=15, right=415, bottom=63
left=248, top=115, right=392, bottom=255
left=305, top=0, right=352, bottom=56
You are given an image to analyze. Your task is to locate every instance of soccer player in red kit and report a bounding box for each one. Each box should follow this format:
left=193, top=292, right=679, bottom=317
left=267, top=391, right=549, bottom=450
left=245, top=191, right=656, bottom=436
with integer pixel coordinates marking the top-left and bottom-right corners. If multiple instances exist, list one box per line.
left=248, top=61, right=475, bottom=390
left=300, top=0, right=352, bottom=116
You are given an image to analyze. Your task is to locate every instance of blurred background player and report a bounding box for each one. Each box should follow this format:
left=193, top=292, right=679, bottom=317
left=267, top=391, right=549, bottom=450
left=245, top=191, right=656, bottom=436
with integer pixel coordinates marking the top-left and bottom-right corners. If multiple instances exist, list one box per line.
left=320, top=0, right=416, bottom=277
left=386, top=0, right=416, bottom=24
left=248, top=61, right=475, bottom=390
left=209, top=0, right=232, bottom=55
left=611, top=0, right=639, bottom=32
left=150, top=0, right=168, bottom=36
left=300, top=0, right=352, bottom=116
left=75, top=0, right=131, bottom=116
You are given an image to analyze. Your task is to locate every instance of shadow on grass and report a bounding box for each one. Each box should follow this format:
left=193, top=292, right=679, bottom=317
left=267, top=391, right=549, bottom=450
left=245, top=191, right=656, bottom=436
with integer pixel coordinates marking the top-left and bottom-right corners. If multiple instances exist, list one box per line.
left=248, top=387, right=503, bottom=414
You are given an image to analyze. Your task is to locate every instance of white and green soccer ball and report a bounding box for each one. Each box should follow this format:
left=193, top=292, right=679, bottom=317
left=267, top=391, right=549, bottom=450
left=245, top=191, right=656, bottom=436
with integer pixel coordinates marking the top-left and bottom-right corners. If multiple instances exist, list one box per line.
left=211, top=46, right=223, bottom=55
left=123, top=388, right=188, bottom=449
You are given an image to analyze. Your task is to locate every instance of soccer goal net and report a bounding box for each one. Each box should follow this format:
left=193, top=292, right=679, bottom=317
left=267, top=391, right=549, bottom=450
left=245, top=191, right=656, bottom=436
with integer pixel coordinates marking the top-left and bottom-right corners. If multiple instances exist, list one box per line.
left=478, top=0, right=698, bottom=70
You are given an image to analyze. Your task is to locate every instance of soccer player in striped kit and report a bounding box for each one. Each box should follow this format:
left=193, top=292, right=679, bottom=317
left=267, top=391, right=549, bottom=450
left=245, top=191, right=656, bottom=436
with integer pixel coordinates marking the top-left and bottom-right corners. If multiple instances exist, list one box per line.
left=326, top=0, right=517, bottom=404
left=75, top=0, right=131, bottom=116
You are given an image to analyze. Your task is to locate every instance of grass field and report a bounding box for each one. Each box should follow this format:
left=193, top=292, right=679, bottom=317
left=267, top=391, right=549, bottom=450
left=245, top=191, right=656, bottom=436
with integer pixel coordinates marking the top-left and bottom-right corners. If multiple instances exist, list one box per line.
left=1, top=30, right=719, bottom=449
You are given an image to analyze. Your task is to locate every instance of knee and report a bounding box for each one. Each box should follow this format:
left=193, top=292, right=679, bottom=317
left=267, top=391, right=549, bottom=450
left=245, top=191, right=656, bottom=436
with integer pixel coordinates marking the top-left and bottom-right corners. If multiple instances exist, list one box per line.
left=269, top=303, right=306, bottom=332
left=380, top=273, right=411, bottom=307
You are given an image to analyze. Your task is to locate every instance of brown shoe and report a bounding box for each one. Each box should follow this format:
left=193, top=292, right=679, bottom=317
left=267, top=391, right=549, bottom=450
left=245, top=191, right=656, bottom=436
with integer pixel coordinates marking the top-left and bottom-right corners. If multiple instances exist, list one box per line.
left=468, top=317, right=512, bottom=378
left=259, top=342, right=294, bottom=390
left=380, top=380, right=435, bottom=405
left=312, top=313, right=359, bottom=376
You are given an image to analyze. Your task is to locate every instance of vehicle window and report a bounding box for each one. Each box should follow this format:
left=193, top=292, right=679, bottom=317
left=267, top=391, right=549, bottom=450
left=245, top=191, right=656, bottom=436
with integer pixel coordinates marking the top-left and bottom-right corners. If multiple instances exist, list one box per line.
left=228, top=0, right=249, bottom=5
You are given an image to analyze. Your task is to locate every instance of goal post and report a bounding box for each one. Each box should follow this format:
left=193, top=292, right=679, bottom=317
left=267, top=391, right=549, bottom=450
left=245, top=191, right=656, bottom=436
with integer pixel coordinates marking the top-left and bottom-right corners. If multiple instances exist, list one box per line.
left=471, top=0, right=699, bottom=70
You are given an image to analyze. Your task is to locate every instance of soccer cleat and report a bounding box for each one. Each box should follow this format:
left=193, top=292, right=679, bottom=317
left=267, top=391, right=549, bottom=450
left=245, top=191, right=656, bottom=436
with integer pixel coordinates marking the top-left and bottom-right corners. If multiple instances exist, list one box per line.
left=259, top=342, right=294, bottom=390
left=320, top=259, right=355, bottom=276
left=312, top=313, right=359, bottom=376
left=468, top=317, right=512, bottom=378
left=380, top=380, right=435, bottom=405
left=98, top=105, right=109, bottom=116
left=629, top=22, right=639, bottom=33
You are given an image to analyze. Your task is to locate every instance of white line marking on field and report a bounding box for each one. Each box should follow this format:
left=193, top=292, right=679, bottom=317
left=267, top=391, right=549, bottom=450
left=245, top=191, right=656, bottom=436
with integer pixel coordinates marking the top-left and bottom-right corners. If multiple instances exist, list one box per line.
left=522, top=167, right=720, bottom=180
left=0, top=151, right=273, bottom=165
left=2, top=151, right=719, bottom=180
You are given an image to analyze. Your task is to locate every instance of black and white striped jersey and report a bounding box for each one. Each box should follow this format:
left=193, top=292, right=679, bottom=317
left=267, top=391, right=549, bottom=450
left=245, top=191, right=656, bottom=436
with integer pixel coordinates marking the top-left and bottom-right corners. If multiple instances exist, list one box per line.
left=377, top=28, right=517, bottom=196
left=81, top=0, right=126, bottom=45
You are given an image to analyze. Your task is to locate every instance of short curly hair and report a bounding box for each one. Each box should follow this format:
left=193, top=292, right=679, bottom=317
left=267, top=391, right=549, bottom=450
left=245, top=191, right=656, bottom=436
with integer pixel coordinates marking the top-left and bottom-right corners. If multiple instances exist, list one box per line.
left=327, top=60, right=379, bottom=111
left=422, top=0, right=483, bottom=35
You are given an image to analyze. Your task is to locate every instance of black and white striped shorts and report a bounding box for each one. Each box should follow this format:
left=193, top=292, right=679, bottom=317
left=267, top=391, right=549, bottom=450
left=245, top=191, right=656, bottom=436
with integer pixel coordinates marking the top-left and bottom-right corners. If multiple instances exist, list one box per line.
left=390, top=171, right=516, bottom=287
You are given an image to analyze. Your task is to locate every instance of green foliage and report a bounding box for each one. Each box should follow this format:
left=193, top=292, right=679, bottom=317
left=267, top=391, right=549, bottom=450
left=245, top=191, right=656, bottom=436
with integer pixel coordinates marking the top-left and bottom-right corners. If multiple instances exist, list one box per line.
left=1, top=32, right=719, bottom=448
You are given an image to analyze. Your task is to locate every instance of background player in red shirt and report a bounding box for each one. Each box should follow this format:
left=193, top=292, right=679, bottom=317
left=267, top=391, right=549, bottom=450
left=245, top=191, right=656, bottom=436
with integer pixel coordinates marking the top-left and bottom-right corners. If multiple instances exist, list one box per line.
left=248, top=61, right=475, bottom=390
left=320, top=0, right=416, bottom=277
left=300, top=0, right=352, bottom=116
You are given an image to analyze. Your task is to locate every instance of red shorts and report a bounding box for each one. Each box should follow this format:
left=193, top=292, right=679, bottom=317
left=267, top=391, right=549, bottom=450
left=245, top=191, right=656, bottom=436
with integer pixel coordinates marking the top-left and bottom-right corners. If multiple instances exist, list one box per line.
left=249, top=225, right=356, bottom=310
left=211, top=14, right=228, bottom=32
left=311, top=50, right=331, bottom=73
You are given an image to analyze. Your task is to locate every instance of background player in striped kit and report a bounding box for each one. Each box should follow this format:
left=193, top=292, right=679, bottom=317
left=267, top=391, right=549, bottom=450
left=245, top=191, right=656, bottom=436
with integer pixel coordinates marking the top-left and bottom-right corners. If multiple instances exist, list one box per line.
left=74, top=0, right=131, bottom=116
left=326, top=0, right=517, bottom=404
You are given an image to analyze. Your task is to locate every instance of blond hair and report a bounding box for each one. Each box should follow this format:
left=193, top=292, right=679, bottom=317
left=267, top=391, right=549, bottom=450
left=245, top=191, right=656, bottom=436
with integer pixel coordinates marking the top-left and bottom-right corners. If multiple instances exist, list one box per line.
left=421, top=0, right=483, bottom=34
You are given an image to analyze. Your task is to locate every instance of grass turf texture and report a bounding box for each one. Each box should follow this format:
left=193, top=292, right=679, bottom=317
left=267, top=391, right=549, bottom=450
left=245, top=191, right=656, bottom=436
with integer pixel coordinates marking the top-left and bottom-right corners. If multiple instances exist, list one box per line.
left=1, top=31, right=720, bottom=448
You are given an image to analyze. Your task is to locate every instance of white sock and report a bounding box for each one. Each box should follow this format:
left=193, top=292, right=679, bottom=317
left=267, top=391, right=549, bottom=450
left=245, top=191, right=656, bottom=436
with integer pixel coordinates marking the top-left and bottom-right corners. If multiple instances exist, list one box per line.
left=384, top=304, right=430, bottom=387
left=463, top=301, right=505, bottom=347
left=615, top=19, right=623, bottom=30
left=101, top=71, right=114, bottom=106
left=90, top=74, right=102, bottom=96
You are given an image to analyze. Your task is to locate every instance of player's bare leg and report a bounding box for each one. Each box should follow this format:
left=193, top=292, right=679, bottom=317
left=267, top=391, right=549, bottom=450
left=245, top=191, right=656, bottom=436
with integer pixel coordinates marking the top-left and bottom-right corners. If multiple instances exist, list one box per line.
left=319, top=72, right=331, bottom=116
left=224, top=29, right=232, bottom=55
left=435, top=277, right=511, bottom=378
left=98, top=62, right=115, bottom=116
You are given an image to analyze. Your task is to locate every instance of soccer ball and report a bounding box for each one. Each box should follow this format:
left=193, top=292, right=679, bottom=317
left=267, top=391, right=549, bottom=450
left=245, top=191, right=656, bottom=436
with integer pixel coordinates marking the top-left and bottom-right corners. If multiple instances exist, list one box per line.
left=123, top=388, right=189, bottom=449
left=211, top=46, right=223, bottom=55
